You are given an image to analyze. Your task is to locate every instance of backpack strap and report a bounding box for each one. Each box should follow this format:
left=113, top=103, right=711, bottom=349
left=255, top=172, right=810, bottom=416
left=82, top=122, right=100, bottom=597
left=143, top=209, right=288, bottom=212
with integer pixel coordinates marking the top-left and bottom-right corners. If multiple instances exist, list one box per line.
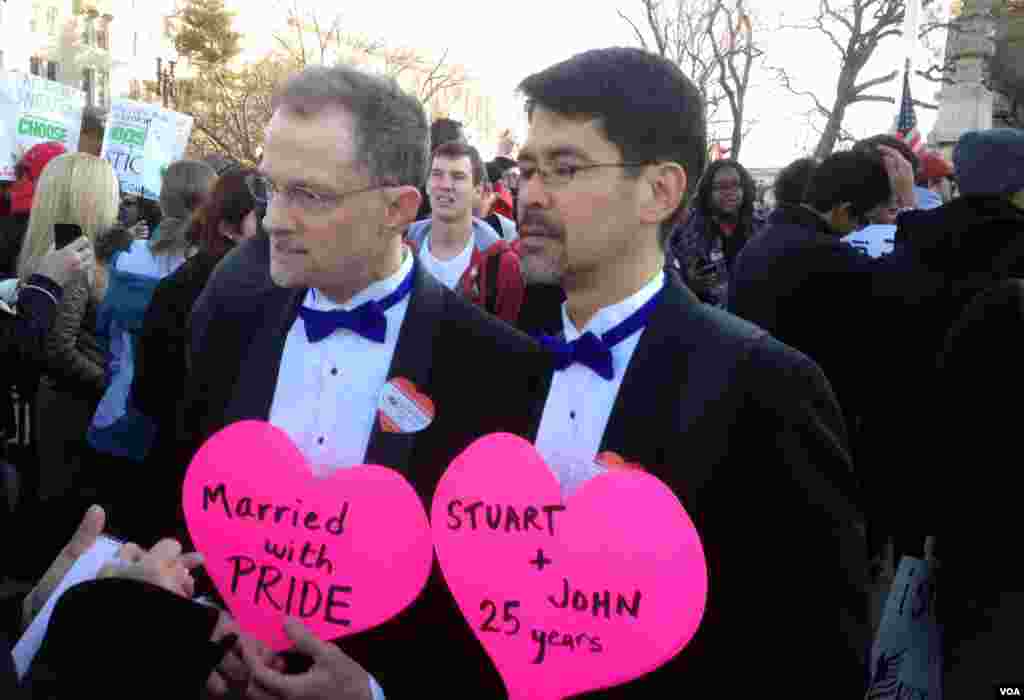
left=484, top=245, right=503, bottom=313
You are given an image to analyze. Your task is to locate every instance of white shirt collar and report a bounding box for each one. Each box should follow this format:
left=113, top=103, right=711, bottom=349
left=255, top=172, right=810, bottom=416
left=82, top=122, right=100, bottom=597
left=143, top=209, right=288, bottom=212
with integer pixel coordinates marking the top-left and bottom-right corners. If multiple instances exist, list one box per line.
left=562, top=272, right=665, bottom=342
left=308, top=248, right=414, bottom=312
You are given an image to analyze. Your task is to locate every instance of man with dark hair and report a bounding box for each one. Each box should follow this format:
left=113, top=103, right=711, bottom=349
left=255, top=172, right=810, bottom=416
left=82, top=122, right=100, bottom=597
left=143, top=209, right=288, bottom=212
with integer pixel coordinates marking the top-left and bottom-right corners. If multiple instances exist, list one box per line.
left=517, top=47, right=866, bottom=697
left=772, top=156, right=818, bottom=210
left=854, top=133, right=940, bottom=210
left=670, top=158, right=763, bottom=306
left=406, top=141, right=524, bottom=322
left=730, top=149, right=897, bottom=445
left=416, top=118, right=468, bottom=220
left=181, top=64, right=548, bottom=699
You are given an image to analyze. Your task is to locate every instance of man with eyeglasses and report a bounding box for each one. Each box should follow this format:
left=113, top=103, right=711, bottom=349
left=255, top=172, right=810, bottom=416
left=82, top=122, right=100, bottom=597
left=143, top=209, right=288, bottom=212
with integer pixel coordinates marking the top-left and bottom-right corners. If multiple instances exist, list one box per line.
left=670, top=158, right=763, bottom=307
left=180, top=65, right=547, bottom=699
left=515, top=48, right=867, bottom=696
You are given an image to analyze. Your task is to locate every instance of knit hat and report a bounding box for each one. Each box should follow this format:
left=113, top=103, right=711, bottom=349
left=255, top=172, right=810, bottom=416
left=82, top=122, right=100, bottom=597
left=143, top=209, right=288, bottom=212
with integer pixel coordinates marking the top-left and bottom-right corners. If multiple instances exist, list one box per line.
left=10, top=141, right=67, bottom=213
left=954, top=128, right=1024, bottom=197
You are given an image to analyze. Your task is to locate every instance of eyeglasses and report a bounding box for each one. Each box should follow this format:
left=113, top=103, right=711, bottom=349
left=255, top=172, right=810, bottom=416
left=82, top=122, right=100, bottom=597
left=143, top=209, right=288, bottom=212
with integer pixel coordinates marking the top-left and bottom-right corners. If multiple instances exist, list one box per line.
left=246, top=174, right=381, bottom=212
left=517, top=162, right=652, bottom=189
left=711, top=182, right=742, bottom=193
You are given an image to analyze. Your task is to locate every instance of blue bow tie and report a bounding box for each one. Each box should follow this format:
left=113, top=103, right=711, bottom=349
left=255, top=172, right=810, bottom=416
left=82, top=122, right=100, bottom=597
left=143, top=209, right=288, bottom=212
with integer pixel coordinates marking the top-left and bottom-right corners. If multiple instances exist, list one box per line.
left=298, top=266, right=414, bottom=344
left=536, top=277, right=665, bottom=381
left=538, top=332, right=615, bottom=380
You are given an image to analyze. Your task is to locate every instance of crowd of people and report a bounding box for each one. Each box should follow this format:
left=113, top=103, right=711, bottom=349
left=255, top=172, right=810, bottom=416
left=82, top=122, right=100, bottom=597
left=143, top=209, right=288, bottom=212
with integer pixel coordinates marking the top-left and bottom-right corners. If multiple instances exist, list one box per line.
left=0, top=44, right=1020, bottom=698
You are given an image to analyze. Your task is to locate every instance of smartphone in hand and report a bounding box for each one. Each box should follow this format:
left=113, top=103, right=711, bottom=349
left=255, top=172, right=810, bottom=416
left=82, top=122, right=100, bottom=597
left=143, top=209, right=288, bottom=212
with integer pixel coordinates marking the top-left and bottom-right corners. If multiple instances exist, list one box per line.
left=54, top=223, right=83, bottom=250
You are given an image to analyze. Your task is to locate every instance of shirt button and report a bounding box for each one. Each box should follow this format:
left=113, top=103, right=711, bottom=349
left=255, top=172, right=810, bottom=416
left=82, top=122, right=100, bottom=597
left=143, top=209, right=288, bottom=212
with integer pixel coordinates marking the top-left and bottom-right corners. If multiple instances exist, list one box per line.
left=317, top=436, right=325, bottom=445
left=331, top=368, right=338, bottom=376
left=570, top=411, right=577, bottom=420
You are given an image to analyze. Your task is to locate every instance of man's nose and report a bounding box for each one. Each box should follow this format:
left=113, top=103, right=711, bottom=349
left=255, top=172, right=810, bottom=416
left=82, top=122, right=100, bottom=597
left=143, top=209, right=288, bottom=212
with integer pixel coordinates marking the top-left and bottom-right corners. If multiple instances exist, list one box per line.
left=520, top=172, right=550, bottom=207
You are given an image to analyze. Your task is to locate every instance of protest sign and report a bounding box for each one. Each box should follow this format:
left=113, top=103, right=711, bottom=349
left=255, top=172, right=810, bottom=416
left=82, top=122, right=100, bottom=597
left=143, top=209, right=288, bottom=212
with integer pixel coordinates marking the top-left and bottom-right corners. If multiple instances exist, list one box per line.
left=0, top=71, right=85, bottom=180
left=182, top=420, right=433, bottom=651
left=432, top=433, right=708, bottom=700
left=101, top=99, right=193, bottom=199
left=866, top=556, right=943, bottom=700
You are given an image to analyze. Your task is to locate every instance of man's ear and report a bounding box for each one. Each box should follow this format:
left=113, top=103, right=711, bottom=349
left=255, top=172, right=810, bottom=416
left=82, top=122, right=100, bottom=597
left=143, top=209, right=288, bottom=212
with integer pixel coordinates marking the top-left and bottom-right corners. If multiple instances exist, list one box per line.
left=382, top=186, right=422, bottom=236
left=830, top=202, right=856, bottom=232
left=639, top=163, right=687, bottom=230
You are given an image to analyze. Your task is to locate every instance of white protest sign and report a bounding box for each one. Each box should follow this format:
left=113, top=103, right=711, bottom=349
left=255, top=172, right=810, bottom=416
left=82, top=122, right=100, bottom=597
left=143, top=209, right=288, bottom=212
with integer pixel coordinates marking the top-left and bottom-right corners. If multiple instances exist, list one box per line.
left=0, top=71, right=85, bottom=180
left=866, top=556, right=943, bottom=700
left=101, top=99, right=193, bottom=199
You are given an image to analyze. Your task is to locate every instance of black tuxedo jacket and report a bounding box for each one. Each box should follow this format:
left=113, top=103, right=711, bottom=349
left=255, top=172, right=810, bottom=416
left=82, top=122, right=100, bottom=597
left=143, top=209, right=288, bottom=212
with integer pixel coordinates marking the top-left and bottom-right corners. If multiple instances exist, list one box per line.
left=545, top=272, right=868, bottom=698
left=177, top=234, right=546, bottom=697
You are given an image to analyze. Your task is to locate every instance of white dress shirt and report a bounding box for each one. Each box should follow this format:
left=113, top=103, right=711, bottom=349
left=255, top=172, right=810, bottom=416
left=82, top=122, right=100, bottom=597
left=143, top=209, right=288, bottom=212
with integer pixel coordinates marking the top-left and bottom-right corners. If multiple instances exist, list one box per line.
left=534, top=272, right=665, bottom=498
left=418, top=233, right=474, bottom=290
left=268, top=251, right=415, bottom=475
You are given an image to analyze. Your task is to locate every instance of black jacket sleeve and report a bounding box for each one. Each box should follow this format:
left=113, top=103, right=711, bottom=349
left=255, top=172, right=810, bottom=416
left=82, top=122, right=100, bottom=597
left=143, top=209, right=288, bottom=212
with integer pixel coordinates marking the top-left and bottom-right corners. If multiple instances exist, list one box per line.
left=1, top=276, right=62, bottom=376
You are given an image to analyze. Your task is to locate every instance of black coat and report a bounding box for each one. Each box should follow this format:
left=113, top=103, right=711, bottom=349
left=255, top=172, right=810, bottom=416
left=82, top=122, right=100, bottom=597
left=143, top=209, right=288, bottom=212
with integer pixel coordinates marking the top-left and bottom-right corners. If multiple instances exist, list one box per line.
left=1, top=277, right=62, bottom=381
left=177, top=233, right=549, bottom=698
left=0, top=214, right=29, bottom=281
left=133, top=251, right=221, bottom=443
left=728, top=205, right=876, bottom=431
left=541, top=272, right=867, bottom=697
left=865, top=196, right=1024, bottom=547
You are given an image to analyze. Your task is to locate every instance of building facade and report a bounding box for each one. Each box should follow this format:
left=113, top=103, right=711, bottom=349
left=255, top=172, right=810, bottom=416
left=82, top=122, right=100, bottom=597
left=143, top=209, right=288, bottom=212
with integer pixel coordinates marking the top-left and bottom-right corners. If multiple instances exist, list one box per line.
left=0, top=0, right=175, bottom=113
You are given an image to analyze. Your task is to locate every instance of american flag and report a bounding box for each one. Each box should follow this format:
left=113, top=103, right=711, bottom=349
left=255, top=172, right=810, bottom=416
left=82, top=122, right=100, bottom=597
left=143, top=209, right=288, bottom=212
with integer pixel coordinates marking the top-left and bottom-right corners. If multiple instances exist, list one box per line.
left=895, top=67, right=923, bottom=154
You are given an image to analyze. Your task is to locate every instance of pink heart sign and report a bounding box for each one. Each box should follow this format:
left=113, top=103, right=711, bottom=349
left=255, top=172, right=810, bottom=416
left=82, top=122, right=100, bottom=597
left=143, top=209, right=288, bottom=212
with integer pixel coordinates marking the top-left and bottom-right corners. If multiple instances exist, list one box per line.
left=432, top=433, right=708, bottom=700
left=183, top=420, right=432, bottom=651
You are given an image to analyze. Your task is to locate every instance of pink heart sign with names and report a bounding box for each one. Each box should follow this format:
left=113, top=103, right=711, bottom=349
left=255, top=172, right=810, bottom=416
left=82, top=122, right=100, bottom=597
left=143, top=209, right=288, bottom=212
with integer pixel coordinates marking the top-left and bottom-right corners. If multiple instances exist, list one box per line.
left=431, top=433, right=708, bottom=699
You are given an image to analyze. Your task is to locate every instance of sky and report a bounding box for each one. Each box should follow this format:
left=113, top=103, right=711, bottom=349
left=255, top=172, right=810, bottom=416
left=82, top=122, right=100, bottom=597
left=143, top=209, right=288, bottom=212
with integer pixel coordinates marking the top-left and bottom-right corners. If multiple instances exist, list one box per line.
left=229, top=0, right=950, bottom=168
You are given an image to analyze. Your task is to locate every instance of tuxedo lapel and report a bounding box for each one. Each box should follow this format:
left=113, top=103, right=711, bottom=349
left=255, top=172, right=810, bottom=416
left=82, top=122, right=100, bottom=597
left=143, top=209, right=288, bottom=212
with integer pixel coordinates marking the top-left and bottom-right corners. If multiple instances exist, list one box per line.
left=224, top=288, right=303, bottom=425
left=364, top=261, right=444, bottom=474
left=599, top=271, right=699, bottom=469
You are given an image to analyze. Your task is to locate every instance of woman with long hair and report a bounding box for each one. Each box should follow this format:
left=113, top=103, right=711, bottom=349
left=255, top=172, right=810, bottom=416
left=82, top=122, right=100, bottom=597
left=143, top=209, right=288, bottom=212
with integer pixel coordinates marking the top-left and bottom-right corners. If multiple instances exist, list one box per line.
left=17, top=153, right=120, bottom=506
left=86, top=161, right=215, bottom=474
left=125, top=168, right=260, bottom=541
left=85, top=160, right=215, bottom=534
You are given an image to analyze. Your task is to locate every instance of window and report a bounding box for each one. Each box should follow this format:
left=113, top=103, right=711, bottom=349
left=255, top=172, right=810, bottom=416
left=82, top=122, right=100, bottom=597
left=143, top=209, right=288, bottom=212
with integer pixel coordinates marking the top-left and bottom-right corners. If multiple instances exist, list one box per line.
left=82, top=68, right=94, bottom=106
left=97, top=19, right=109, bottom=50
left=82, top=17, right=96, bottom=46
left=47, top=6, right=58, bottom=35
left=46, top=61, right=58, bottom=82
left=97, top=70, right=109, bottom=108
left=30, top=56, right=42, bottom=76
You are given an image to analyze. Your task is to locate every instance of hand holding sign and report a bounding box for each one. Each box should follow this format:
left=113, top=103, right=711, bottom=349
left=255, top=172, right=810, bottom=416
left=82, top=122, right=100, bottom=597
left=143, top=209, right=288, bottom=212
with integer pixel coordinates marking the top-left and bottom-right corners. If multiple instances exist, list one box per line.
left=432, top=433, right=708, bottom=700
left=183, top=421, right=432, bottom=651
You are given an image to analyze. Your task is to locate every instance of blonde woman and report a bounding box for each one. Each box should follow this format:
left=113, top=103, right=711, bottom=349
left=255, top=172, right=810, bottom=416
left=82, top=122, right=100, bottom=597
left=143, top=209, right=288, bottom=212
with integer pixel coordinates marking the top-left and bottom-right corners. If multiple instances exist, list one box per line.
left=18, top=153, right=120, bottom=505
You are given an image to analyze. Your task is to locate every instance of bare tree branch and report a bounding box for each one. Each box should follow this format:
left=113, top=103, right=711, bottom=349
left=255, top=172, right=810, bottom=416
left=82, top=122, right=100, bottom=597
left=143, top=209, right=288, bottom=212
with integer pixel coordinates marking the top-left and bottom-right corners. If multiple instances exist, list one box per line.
left=617, top=9, right=650, bottom=50
left=916, top=63, right=955, bottom=85
left=851, top=69, right=898, bottom=95
left=851, top=94, right=896, bottom=104
left=771, top=66, right=832, bottom=117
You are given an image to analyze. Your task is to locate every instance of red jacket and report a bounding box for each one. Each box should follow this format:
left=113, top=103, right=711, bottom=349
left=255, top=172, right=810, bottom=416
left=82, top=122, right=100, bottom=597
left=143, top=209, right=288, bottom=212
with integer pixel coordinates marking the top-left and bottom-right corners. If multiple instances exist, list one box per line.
left=405, top=236, right=525, bottom=325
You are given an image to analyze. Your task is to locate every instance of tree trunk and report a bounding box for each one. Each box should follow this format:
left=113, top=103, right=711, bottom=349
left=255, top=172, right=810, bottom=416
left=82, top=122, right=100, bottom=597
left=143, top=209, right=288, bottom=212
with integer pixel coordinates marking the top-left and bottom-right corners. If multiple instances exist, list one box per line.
left=730, top=104, right=744, bottom=161
left=813, top=107, right=846, bottom=159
